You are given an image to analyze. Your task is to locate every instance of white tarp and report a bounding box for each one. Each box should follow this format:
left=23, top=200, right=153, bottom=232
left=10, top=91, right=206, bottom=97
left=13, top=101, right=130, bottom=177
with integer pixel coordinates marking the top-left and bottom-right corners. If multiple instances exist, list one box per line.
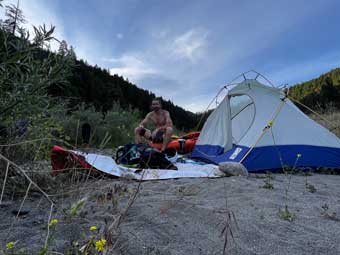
left=72, top=151, right=224, bottom=180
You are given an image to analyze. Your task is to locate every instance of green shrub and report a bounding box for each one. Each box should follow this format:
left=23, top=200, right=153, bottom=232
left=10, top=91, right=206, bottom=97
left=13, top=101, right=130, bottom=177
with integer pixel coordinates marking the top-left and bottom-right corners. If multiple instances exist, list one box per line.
left=59, top=103, right=141, bottom=148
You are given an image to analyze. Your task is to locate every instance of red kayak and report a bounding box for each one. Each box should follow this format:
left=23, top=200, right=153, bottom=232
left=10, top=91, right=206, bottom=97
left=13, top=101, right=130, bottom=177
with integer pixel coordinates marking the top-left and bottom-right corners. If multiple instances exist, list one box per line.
left=149, top=131, right=200, bottom=154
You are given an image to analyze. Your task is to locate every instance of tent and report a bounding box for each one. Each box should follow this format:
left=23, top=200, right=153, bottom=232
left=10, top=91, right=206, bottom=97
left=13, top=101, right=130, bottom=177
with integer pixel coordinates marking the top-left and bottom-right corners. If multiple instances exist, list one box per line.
left=191, top=76, right=340, bottom=172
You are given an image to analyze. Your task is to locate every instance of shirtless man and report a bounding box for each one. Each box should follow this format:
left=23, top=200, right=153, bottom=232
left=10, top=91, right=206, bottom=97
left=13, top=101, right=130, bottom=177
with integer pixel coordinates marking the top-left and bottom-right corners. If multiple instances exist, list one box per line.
left=134, top=99, right=173, bottom=151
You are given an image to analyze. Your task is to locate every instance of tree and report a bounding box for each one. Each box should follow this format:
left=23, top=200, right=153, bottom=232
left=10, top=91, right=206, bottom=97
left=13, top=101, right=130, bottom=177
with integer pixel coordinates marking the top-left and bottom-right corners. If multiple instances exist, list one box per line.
left=0, top=5, right=75, bottom=138
left=320, top=77, right=340, bottom=108
left=58, top=40, right=68, bottom=55
left=3, top=0, right=26, bottom=35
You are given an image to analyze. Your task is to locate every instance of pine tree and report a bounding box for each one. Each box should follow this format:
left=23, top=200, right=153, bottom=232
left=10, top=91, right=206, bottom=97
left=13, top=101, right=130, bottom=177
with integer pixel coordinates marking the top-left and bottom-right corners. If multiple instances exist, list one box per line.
left=58, top=40, right=68, bottom=56
left=3, top=0, right=26, bottom=35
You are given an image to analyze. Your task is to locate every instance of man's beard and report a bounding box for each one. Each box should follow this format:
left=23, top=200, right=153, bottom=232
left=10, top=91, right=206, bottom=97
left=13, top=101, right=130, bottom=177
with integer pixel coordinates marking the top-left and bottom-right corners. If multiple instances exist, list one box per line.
left=152, top=106, right=161, bottom=112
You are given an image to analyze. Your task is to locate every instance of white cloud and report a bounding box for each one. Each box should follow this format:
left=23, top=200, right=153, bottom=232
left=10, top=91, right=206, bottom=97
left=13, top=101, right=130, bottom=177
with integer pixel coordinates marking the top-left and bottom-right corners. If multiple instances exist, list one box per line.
left=116, top=33, right=123, bottom=39
left=106, top=55, right=157, bottom=82
left=170, top=28, right=208, bottom=62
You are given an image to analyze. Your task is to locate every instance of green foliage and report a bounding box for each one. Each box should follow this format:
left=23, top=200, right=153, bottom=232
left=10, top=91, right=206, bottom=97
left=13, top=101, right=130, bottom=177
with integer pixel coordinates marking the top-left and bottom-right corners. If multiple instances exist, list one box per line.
left=260, top=178, right=274, bottom=189
left=0, top=26, right=74, bottom=120
left=306, top=183, right=316, bottom=193
left=0, top=3, right=75, bottom=164
left=69, top=198, right=87, bottom=217
left=50, top=59, right=200, bottom=131
left=304, top=173, right=316, bottom=193
left=260, top=172, right=274, bottom=189
left=279, top=206, right=295, bottom=222
left=276, top=153, right=301, bottom=222
left=2, top=1, right=26, bottom=35
left=59, top=103, right=140, bottom=148
left=289, top=68, right=340, bottom=111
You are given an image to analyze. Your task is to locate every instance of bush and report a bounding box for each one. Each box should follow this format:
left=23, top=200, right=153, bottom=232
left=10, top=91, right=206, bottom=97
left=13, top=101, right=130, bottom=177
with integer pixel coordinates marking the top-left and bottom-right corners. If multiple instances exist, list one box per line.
left=59, top=103, right=141, bottom=148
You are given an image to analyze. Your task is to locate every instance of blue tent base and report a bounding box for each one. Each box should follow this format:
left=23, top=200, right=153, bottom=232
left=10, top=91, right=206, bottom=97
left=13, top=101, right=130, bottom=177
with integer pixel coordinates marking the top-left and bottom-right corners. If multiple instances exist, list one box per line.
left=191, top=144, right=340, bottom=172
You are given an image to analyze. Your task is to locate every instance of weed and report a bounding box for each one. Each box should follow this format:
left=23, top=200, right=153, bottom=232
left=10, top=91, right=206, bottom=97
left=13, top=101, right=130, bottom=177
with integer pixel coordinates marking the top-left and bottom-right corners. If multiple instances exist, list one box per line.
left=221, top=183, right=238, bottom=255
left=279, top=206, right=295, bottom=222
left=279, top=154, right=301, bottom=221
left=304, top=169, right=317, bottom=193
left=306, top=183, right=317, bottom=193
left=260, top=178, right=274, bottom=189
left=321, top=204, right=340, bottom=221
left=176, top=185, right=200, bottom=196
left=63, top=197, right=87, bottom=219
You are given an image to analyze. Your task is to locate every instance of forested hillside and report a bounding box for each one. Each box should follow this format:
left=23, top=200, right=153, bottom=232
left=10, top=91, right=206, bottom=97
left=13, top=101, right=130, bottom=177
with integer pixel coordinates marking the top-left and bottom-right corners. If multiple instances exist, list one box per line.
left=289, top=68, right=340, bottom=110
left=2, top=0, right=339, bottom=133
left=49, top=59, right=199, bottom=131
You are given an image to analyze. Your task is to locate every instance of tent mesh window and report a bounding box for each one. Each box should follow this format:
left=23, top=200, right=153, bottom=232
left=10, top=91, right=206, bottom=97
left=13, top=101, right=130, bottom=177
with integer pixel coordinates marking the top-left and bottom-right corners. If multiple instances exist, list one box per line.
left=230, top=94, right=255, bottom=143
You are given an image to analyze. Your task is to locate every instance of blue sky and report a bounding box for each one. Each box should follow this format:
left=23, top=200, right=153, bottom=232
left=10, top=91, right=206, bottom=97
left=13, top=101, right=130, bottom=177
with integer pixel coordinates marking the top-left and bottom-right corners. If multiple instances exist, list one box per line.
left=1, top=0, right=340, bottom=112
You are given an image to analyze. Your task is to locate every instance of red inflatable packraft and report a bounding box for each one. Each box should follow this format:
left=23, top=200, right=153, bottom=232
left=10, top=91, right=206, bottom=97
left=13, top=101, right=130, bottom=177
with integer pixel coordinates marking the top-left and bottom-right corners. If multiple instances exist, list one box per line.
left=149, top=131, right=200, bottom=154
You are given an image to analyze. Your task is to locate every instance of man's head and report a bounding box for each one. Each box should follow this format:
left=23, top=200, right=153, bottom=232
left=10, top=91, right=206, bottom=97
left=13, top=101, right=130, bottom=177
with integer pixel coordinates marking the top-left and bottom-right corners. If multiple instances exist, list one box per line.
left=151, top=98, right=162, bottom=112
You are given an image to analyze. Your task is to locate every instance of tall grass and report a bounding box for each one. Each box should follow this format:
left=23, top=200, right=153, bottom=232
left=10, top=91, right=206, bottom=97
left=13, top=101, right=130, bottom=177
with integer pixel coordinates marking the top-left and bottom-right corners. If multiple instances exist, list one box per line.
left=309, top=106, right=340, bottom=138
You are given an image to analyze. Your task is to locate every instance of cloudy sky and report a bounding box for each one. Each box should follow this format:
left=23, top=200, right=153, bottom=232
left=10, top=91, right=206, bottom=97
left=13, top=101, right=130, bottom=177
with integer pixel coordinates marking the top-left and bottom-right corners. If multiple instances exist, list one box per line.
left=1, top=0, right=340, bottom=112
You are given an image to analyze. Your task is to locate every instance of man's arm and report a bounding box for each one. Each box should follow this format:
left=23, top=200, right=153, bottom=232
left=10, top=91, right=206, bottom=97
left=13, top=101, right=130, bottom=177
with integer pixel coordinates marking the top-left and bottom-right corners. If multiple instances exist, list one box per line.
left=139, top=113, right=151, bottom=127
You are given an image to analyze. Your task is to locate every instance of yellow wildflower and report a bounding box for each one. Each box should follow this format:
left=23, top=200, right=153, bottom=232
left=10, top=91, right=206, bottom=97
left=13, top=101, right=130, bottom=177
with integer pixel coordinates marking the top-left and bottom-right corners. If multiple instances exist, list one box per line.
left=90, top=226, right=97, bottom=231
left=6, top=241, right=16, bottom=250
left=95, top=239, right=107, bottom=252
left=49, top=218, right=58, bottom=227
left=268, top=121, right=273, bottom=127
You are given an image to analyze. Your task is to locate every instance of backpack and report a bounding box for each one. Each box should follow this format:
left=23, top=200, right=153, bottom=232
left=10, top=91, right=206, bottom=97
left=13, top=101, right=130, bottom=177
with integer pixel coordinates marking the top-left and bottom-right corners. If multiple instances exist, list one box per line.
left=115, top=143, right=177, bottom=170
left=139, top=149, right=177, bottom=170
left=115, top=143, right=148, bottom=165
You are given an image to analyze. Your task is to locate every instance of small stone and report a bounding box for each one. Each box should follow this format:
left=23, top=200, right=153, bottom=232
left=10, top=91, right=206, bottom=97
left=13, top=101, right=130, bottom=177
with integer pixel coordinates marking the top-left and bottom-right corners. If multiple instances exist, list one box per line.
left=11, top=209, right=30, bottom=216
left=218, top=162, right=248, bottom=176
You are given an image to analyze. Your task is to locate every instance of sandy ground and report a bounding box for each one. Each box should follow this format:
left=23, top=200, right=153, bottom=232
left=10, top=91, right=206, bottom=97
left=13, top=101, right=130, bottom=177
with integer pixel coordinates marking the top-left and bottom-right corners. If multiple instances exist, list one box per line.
left=1, top=173, right=340, bottom=254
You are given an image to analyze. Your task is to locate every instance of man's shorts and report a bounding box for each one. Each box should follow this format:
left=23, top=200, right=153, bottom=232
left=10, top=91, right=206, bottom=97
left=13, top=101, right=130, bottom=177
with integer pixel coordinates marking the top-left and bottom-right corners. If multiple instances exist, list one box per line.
left=137, top=127, right=164, bottom=143
left=152, top=129, right=164, bottom=143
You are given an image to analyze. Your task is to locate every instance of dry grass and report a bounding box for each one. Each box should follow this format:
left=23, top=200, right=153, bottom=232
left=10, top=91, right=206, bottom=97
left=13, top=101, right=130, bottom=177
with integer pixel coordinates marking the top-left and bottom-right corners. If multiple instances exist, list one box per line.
left=309, top=107, right=340, bottom=137
left=0, top=134, right=145, bottom=254
left=221, top=183, right=238, bottom=255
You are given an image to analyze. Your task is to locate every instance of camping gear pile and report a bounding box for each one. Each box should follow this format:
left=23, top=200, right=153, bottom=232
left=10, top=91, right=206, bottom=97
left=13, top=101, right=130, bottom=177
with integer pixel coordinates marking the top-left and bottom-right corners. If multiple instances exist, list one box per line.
left=50, top=130, right=211, bottom=180
left=50, top=72, right=340, bottom=180
left=51, top=145, right=223, bottom=180
left=115, top=144, right=178, bottom=170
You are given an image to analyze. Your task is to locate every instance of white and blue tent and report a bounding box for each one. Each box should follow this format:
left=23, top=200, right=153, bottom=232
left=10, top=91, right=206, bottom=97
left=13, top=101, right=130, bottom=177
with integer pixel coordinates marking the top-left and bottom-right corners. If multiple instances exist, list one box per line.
left=191, top=76, right=340, bottom=172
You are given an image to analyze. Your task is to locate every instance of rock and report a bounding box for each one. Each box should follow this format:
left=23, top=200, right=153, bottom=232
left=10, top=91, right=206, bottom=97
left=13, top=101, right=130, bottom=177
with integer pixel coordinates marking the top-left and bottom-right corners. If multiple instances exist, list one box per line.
left=218, top=162, right=248, bottom=176
left=11, top=209, right=30, bottom=216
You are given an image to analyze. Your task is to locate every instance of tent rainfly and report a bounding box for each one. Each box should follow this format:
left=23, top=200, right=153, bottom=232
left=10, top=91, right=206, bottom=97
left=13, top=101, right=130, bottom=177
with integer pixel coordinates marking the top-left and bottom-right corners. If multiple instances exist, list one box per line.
left=191, top=79, right=340, bottom=172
